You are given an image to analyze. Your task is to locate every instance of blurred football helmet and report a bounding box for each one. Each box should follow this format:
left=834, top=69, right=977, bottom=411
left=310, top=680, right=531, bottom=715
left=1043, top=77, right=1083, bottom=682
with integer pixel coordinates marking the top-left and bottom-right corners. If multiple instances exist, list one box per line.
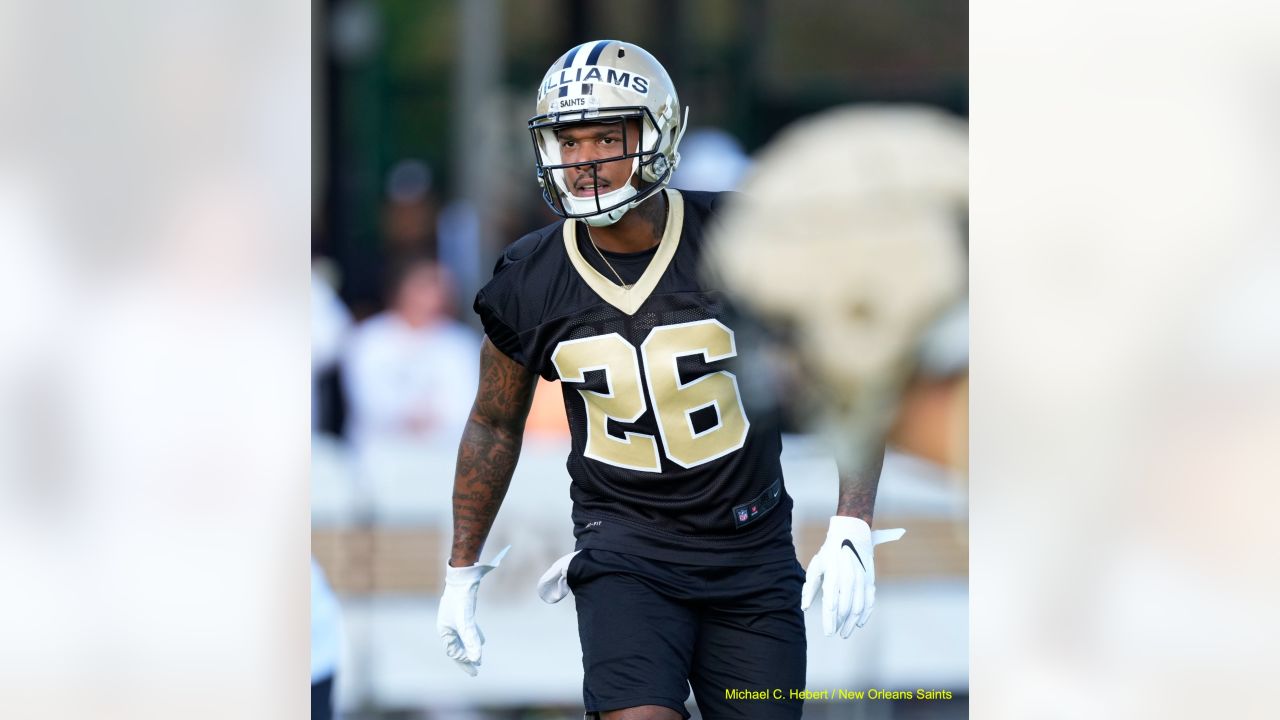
left=529, top=40, right=689, bottom=226
left=704, top=105, right=968, bottom=471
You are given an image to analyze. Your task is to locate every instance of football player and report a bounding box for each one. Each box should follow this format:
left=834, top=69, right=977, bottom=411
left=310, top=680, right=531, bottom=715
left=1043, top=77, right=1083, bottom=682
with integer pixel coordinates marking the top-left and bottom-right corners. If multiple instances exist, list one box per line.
left=436, top=40, right=902, bottom=720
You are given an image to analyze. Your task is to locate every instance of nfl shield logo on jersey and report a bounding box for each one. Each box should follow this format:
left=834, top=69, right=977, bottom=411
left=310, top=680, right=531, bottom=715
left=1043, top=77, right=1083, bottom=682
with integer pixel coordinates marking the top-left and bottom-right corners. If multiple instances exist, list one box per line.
left=738, top=509, right=749, bottom=522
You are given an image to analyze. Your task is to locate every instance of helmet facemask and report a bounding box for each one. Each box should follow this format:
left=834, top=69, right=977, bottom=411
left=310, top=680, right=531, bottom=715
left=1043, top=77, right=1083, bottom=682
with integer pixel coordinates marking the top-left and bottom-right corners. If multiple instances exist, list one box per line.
left=530, top=106, right=682, bottom=227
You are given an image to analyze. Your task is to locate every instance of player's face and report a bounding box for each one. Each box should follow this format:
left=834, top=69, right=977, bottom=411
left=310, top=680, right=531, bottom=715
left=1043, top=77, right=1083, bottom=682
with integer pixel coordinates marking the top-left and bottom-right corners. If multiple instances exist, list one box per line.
left=554, top=120, right=640, bottom=197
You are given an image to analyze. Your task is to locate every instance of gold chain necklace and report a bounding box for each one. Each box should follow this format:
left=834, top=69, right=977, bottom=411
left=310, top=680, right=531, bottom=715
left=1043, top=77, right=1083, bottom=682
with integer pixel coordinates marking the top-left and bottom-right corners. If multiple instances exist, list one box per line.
left=584, top=224, right=633, bottom=290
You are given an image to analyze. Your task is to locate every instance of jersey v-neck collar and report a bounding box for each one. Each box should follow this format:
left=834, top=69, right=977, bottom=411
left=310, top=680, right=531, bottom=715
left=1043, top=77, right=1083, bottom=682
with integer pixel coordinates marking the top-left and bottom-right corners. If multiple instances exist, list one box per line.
left=562, top=188, right=684, bottom=316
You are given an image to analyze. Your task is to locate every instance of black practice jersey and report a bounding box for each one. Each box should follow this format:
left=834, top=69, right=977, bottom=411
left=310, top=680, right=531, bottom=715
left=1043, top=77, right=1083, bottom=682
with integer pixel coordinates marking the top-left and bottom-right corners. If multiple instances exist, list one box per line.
left=474, top=189, right=794, bottom=565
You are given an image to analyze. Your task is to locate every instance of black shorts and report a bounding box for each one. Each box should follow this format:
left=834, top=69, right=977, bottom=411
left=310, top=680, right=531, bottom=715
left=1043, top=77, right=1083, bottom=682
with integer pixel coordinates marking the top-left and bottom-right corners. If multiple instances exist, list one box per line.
left=567, top=549, right=807, bottom=720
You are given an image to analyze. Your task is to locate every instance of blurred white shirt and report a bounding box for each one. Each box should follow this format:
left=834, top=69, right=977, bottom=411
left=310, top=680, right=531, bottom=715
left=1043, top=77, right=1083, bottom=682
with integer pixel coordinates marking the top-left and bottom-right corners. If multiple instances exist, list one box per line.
left=342, top=312, right=479, bottom=451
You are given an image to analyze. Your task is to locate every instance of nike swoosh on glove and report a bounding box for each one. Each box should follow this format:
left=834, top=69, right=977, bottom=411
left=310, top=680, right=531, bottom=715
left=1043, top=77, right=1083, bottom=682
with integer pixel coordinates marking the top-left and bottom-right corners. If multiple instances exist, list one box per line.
left=536, top=550, right=581, bottom=603
left=437, top=545, right=510, bottom=676
left=801, top=516, right=905, bottom=637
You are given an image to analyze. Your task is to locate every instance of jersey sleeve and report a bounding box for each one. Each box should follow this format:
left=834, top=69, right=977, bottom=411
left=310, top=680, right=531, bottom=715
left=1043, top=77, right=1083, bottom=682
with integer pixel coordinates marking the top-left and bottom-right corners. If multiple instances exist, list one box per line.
left=471, top=231, right=548, bottom=371
left=472, top=289, right=528, bottom=368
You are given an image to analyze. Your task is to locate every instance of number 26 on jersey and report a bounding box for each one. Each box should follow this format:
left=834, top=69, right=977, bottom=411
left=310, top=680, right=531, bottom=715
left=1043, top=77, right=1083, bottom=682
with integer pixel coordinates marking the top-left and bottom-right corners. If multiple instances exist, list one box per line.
left=551, top=319, right=750, bottom=472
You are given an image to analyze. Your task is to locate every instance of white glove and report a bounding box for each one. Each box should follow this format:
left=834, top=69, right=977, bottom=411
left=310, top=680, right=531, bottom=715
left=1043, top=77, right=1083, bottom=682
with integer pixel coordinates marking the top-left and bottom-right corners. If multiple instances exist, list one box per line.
left=801, top=517, right=904, bottom=637
left=536, top=550, right=581, bottom=604
left=437, top=545, right=510, bottom=676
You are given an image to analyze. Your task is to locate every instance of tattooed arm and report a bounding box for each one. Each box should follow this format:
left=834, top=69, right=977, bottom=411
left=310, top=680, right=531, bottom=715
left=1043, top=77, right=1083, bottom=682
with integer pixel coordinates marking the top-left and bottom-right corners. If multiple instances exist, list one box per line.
left=803, top=444, right=901, bottom=637
left=836, top=444, right=886, bottom=524
left=448, top=337, right=538, bottom=567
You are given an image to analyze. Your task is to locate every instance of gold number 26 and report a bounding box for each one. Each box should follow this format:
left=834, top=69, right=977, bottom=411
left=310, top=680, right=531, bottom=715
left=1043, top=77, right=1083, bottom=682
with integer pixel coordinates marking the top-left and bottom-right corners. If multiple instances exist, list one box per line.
left=551, top=319, right=750, bottom=472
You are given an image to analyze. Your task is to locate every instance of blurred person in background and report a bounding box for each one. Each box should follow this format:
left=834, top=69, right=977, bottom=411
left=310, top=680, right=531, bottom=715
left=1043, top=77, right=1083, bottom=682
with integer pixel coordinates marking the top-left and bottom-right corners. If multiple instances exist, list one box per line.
left=383, top=159, right=439, bottom=260
left=312, top=558, right=342, bottom=720
left=435, top=40, right=902, bottom=720
left=342, top=159, right=442, bottom=320
left=312, top=257, right=352, bottom=433
left=341, top=257, right=479, bottom=452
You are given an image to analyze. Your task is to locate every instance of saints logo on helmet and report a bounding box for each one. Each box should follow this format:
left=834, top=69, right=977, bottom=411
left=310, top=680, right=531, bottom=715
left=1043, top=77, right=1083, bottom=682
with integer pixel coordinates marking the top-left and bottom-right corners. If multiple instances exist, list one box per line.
left=529, top=40, right=689, bottom=227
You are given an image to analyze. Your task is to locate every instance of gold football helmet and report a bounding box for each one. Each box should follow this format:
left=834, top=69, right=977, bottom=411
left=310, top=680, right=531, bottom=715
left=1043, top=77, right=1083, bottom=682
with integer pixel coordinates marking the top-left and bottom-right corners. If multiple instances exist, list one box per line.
left=529, top=40, right=689, bottom=227
left=705, top=105, right=968, bottom=471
